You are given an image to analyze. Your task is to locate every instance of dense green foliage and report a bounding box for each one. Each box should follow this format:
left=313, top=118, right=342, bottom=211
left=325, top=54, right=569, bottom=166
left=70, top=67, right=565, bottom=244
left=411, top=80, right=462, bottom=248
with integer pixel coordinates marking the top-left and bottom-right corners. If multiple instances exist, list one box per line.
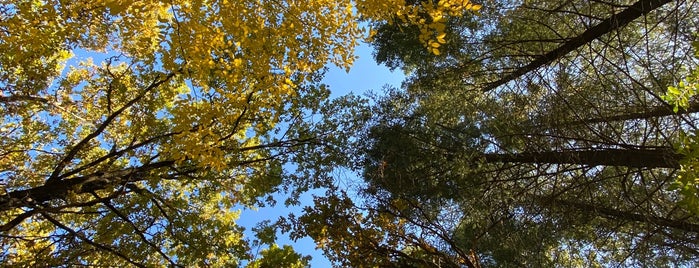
left=290, top=0, right=699, bottom=267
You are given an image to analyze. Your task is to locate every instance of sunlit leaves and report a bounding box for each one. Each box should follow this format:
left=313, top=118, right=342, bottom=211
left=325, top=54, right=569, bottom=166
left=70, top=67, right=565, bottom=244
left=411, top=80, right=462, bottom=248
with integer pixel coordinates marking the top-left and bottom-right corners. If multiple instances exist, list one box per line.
left=664, top=40, right=699, bottom=214
left=672, top=131, right=699, bottom=215
left=0, top=0, right=474, bottom=265
left=357, top=0, right=481, bottom=55
left=664, top=70, right=699, bottom=113
left=246, top=244, right=310, bottom=268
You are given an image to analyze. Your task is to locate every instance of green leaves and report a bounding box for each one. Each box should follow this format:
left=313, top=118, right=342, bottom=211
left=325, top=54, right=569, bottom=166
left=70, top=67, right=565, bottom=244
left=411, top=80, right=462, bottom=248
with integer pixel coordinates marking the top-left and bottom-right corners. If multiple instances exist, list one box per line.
left=246, top=244, right=310, bottom=268
left=663, top=40, right=699, bottom=215
left=663, top=71, right=699, bottom=113
left=335, top=0, right=699, bottom=267
left=670, top=131, right=699, bottom=215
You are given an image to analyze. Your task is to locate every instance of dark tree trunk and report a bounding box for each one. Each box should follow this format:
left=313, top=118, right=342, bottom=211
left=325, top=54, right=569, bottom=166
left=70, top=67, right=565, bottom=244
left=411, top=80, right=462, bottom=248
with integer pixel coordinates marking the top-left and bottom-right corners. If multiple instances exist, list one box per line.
left=0, top=161, right=173, bottom=212
left=542, top=198, right=699, bottom=233
left=482, top=148, right=680, bottom=168
left=541, top=101, right=699, bottom=128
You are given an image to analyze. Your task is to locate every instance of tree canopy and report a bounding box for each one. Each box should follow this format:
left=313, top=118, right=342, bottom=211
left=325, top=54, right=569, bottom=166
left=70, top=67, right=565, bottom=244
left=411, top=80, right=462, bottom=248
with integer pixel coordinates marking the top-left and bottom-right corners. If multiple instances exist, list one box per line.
left=3, top=0, right=699, bottom=267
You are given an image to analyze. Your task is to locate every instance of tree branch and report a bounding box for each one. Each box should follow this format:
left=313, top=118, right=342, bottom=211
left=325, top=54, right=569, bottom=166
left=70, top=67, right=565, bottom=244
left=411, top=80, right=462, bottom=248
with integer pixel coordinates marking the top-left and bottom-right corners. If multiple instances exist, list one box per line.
left=41, top=212, right=146, bottom=268
left=0, top=161, right=174, bottom=212
left=47, top=72, right=177, bottom=184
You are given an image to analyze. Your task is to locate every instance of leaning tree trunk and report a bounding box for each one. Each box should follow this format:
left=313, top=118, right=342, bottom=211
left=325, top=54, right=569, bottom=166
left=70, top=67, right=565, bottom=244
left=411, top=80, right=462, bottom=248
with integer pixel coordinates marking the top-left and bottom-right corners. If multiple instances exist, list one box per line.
left=481, top=0, right=673, bottom=92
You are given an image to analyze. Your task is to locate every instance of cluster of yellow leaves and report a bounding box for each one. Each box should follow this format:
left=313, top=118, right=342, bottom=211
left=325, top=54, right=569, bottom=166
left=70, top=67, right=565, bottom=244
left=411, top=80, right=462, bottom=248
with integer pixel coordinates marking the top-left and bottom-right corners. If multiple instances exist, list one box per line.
left=0, top=218, right=55, bottom=265
left=358, top=0, right=481, bottom=55
left=1, top=0, right=362, bottom=172
left=1, top=0, right=475, bottom=178
left=152, top=0, right=361, bottom=167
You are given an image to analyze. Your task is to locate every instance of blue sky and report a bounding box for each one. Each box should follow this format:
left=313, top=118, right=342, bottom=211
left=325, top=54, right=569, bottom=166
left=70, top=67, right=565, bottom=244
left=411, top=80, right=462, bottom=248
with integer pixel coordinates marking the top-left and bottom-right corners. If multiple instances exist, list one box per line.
left=237, top=42, right=405, bottom=267
left=324, top=43, right=405, bottom=98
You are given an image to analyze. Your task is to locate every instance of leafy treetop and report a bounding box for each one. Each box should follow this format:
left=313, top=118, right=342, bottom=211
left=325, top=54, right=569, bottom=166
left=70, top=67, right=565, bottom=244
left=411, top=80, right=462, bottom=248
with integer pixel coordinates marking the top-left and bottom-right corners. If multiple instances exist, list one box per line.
left=0, top=0, right=480, bottom=266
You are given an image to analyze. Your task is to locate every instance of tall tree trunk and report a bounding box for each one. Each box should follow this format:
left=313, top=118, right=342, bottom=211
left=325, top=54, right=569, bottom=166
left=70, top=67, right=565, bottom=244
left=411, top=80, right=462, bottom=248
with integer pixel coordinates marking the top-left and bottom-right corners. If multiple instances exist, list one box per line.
left=538, top=198, right=699, bottom=233
left=539, top=101, right=699, bottom=128
left=482, top=148, right=680, bottom=168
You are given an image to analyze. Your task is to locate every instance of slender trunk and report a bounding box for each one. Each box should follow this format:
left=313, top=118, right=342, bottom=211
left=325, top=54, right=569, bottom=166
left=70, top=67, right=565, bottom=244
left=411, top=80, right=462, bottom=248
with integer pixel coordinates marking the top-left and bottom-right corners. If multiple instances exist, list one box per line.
left=482, top=148, right=680, bottom=168
left=540, top=101, right=699, bottom=128
left=482, top=0, right=673, bottom=92
left=542, top=198, right=699, bottom=233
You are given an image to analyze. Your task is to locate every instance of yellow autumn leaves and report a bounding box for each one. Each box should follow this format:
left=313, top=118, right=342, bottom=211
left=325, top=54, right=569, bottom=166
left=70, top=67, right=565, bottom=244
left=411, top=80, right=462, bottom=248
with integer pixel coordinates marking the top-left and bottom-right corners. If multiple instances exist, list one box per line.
left=359, top=0, right=481, bottom=55
left=0, top=0, right=481, bottom=265
left=0, top=0, right=481, bottom=203
left=421, top=0, right=482, bottom=55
